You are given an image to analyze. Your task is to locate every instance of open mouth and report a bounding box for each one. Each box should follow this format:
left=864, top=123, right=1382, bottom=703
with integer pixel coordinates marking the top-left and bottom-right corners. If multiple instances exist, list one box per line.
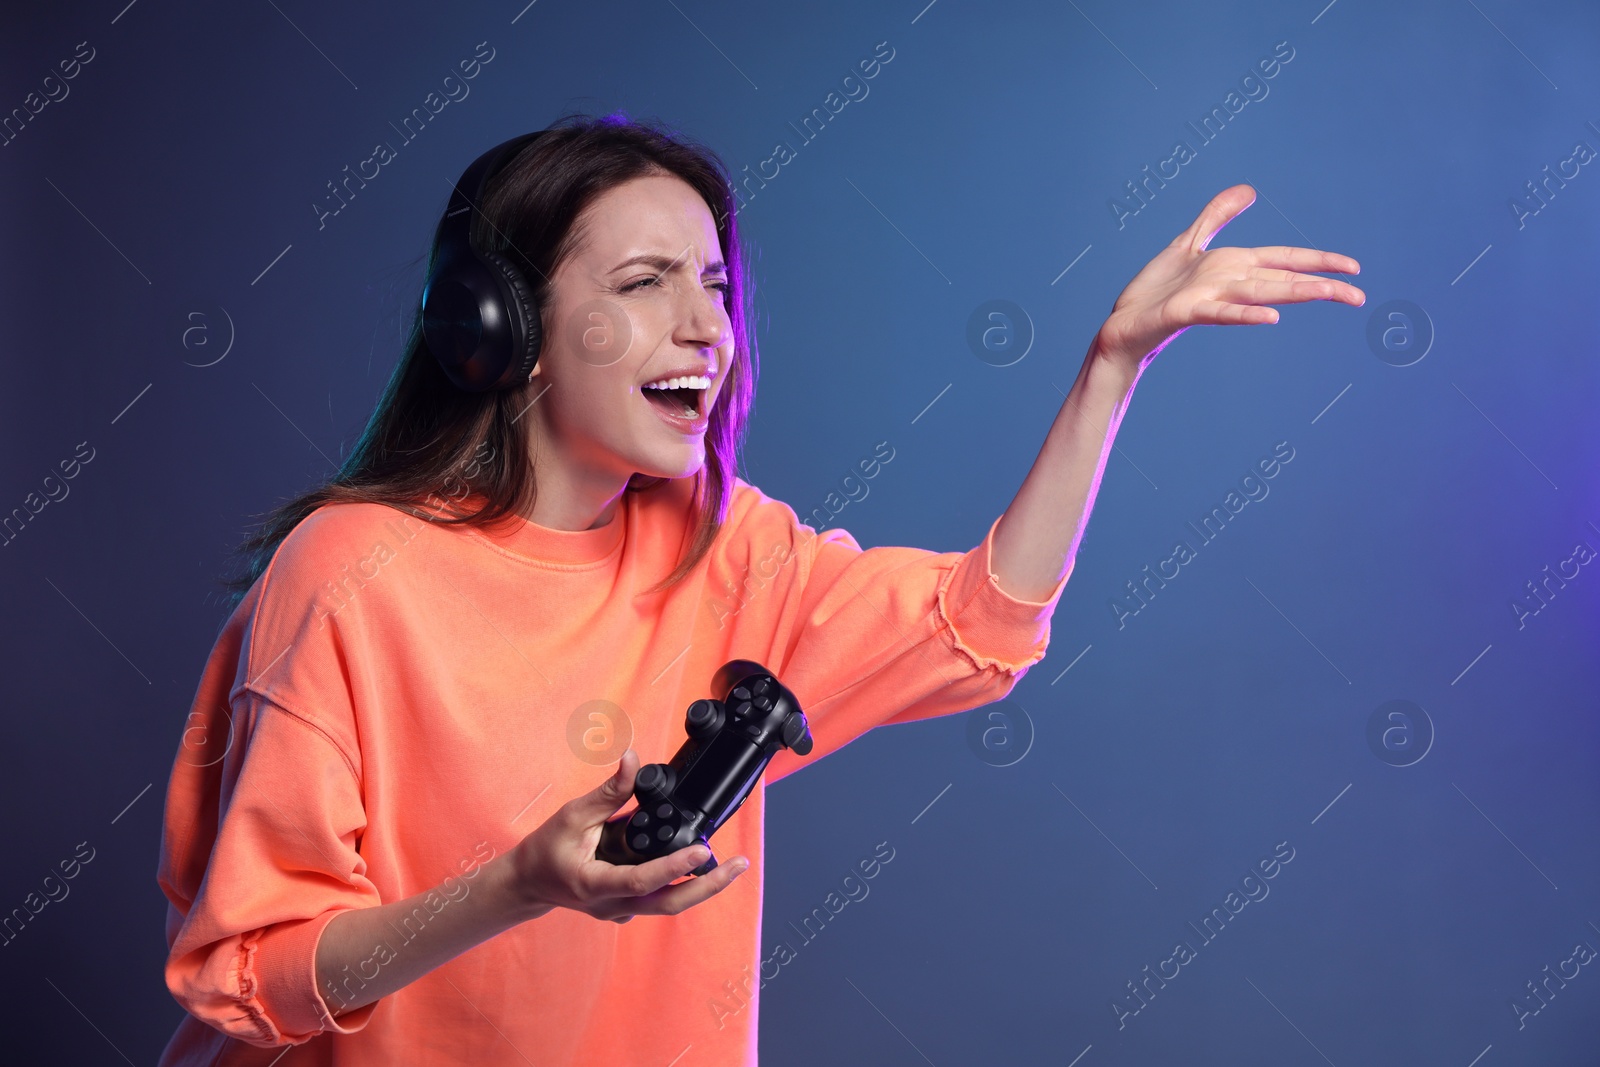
left=642, top=385, right=704, bottom=420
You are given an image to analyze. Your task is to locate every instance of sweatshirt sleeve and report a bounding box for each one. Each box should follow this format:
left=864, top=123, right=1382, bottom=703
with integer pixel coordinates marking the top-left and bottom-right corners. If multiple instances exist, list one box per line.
left=764, top=510, right=1070, bottom=783
left=162, top=687, right=382, bottom=1046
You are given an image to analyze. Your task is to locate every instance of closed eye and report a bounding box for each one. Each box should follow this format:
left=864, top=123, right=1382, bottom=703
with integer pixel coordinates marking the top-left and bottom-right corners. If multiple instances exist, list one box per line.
left=619, top=276, right=729, bottom=296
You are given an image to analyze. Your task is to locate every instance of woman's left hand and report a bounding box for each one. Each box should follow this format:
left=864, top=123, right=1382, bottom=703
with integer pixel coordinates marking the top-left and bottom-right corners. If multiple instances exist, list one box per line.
left=1092, top=183, right=1365, bottom=374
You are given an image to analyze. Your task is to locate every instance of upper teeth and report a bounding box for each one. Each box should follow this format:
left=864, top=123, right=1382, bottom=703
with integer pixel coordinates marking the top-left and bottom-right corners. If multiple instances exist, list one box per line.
left=642, top=375, right=710, bottom=391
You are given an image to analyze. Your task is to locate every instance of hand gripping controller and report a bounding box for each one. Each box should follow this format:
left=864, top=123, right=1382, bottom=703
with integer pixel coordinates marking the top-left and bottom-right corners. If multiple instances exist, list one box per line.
left=596, top=659, right=812, bottom=877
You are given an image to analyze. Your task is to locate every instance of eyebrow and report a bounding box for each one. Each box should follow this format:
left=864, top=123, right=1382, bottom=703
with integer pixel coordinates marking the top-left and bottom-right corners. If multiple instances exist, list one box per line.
left=607, top=253, right=727, bottom=276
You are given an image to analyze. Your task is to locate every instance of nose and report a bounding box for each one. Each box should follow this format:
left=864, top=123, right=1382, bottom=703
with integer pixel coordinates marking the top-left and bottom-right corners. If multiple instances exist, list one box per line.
left=675, top=278, right=731, bottom=355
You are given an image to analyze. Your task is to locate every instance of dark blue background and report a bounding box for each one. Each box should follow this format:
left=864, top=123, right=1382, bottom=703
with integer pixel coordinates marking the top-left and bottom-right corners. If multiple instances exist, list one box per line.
left=2, top=1, right=1596, bottom=1063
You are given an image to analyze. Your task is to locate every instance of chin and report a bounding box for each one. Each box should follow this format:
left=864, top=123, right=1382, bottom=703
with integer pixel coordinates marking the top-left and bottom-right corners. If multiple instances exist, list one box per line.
left=645, top=458, right=706, bottom=482
left=627, top=449, right=706, bottom=484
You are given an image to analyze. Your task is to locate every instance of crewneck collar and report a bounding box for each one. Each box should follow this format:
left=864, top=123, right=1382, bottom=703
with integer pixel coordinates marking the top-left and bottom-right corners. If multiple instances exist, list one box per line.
left=455, top=494, right=629, bottom=565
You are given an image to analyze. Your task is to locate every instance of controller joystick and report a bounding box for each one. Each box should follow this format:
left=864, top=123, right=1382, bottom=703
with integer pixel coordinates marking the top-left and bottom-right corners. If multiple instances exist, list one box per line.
left=685, top=699, right=723, bottom=740
left=596, top=659, right=810, bottom=877
left=781, top=712, right=813, bottom=755
left=634, top=762, right=676, bottom=806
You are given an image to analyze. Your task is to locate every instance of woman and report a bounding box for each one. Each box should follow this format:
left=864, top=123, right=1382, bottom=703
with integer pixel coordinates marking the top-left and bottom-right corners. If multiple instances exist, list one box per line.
left=156, top=113, right=1362, bottom=1065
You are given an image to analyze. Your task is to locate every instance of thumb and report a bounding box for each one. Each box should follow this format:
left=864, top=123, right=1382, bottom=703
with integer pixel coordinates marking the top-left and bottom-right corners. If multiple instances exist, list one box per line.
left=570, top=748, right=639, bottom=826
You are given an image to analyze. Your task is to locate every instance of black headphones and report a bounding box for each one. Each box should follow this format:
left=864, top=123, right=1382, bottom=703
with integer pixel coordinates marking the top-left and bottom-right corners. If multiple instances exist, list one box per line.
left=421, top=130, right=550, bottom=392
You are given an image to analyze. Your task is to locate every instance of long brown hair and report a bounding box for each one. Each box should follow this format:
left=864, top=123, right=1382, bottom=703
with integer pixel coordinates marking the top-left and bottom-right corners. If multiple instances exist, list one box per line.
left=224, top=113, right=758, bottom=604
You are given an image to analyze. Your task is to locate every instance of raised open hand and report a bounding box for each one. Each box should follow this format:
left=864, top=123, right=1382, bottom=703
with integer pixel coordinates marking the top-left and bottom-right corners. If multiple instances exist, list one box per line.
left=1092, top=184, right=1364, bottom=373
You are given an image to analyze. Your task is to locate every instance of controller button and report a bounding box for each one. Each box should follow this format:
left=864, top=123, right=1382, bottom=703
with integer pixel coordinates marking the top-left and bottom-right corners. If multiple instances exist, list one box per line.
left=733, top=699, right=752, bottom=718
left=655, top=824, right=675, bottom=842
left=630, top=811, right=650, bottom=828
left=745, top=724, right=762, bottom=738
left=732, top=685, right=750, bottom=702
left=655, top=803, right=674, bottom=819
left=631, top=833, right=650, bottom=851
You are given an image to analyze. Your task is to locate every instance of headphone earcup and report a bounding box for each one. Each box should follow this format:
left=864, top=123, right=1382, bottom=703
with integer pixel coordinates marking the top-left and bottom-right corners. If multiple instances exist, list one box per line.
left=484, top=250, right=543, bottom=386
left=422, top=253, right=541, bottom=392
left=422, top=130, right=551, bottom=392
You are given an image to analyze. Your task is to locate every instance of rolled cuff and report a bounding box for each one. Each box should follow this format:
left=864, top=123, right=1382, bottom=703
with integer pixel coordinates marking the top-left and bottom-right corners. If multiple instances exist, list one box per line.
left=936, top=514, right=1070, bottom=674
left=251, top=909, right=378, bottom=1042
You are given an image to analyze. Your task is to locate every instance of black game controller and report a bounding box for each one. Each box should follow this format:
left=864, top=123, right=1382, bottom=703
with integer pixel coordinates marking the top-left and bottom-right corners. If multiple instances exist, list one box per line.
left=596, top=659, right=812, bottom=877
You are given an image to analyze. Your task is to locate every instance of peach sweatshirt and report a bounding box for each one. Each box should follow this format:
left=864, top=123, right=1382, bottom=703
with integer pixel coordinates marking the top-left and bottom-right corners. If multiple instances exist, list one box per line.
left=157, top=475, right=1069, bottom=1066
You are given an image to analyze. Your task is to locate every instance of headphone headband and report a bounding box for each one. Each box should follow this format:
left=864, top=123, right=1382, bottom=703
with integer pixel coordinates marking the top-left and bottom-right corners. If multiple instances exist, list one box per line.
left=422, top=130, right=550, bottom=392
